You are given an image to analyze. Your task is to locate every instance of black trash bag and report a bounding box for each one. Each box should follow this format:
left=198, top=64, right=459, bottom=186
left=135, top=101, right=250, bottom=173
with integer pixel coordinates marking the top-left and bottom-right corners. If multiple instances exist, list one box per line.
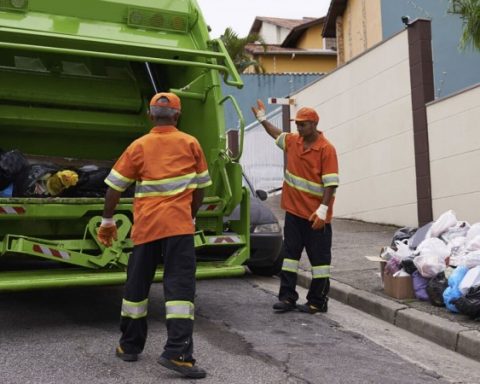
left=62, top=165, right=110, bottom=198
left=400, top=257, right=417, bottom=275
left=62, top=165, right=134, bottom=198
left=391, top=226, right=417, bottom=248
left=0, top=149, right=29, bottom=190
left=453, top=285, right=480, bottom=320
left=12, top=163, right=60, bottom=197
left=426, top=272, right=448, bottom=307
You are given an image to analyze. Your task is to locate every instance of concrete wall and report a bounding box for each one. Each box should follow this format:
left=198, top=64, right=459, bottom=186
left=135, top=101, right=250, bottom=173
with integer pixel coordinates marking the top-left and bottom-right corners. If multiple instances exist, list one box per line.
left=427, top=84, right=480, bottom=222
left=292, top=31, right=418, bottom=226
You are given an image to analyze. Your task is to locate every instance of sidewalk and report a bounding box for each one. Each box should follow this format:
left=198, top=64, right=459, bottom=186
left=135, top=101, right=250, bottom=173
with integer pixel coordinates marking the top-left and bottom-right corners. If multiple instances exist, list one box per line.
left=264, top=194, right=480, bottom=362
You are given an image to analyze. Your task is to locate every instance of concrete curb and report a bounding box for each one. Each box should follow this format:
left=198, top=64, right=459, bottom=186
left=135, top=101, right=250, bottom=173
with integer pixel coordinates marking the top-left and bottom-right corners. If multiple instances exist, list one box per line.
left=296, top=270, right=480, bottom=362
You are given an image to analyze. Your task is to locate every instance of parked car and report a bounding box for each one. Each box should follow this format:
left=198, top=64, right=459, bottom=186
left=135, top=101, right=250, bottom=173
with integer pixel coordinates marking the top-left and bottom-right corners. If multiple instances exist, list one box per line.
left=196, top=173, right=283, bottom=276
left=238, top=174, right=283, bottom=276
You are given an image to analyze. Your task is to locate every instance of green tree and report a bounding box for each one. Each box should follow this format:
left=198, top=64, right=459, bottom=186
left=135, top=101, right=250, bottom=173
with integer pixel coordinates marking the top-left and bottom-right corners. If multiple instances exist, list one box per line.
left=220, top=27, right=266, bottom=73
left=450, top=0, right=480, bottom=50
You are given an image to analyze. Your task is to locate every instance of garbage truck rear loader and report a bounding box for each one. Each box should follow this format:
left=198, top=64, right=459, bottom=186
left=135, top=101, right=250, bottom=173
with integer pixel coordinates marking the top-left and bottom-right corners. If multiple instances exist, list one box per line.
left=0, top=0, right=249, bottom=291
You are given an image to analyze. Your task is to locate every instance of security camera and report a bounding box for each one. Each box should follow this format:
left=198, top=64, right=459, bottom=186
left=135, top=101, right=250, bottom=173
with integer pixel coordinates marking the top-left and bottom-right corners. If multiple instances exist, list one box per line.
left=401, top=16, right=410, bottom=26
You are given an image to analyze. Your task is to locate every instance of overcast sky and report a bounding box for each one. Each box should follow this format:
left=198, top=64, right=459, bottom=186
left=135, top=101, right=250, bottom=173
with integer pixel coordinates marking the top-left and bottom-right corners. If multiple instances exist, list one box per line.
left=196, top=0, right=331, bottom=38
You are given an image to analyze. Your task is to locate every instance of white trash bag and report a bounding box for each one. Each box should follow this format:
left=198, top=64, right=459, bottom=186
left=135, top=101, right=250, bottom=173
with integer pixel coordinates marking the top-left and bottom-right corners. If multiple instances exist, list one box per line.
left=414, top=238, right=449, bottom=278
left=427, top=210, right=457, bottom=238
left=459, top=266, right=480, bottom=295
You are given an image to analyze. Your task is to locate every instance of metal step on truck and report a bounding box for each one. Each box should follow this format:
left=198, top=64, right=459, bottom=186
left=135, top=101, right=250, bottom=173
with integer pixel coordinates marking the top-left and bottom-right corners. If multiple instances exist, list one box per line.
left=0, top=0, right=250, bottom=291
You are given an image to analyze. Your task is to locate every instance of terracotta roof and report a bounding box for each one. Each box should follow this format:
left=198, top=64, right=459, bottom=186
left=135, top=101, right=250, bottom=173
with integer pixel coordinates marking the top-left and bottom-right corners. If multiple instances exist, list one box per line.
left=323, top=0, right=348, bottom=38
left=281, top=17, right=325, bottom=48
left=248, top=16, right=317, bottom=35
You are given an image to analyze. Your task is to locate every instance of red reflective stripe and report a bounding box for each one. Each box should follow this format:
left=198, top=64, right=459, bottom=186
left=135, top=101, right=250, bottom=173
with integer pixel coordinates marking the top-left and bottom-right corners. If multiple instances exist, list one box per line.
left=33, top=244, right=70, bottom=260
left=0, top=206, right=25, bottom=214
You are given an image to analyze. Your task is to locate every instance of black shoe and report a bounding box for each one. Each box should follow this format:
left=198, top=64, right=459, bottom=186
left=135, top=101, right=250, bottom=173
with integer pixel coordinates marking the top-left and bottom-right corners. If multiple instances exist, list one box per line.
left=297, top=302, right=328, bottom=314
left=115, top=346, right=138, bottom=362
left=272, top=300, right=296, bottom=312
left=158, top=356, right=207, bottom=379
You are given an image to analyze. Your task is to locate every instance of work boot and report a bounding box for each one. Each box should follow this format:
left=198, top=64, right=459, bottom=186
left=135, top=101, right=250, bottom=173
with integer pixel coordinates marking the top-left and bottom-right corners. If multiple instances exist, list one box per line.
left=115, top=346, right=138, bottom=362
left=157, top=356, right=207, bottom=379
left=297, top=301, right=328, bottom=314
left=272, top=300, right=296, bottom=312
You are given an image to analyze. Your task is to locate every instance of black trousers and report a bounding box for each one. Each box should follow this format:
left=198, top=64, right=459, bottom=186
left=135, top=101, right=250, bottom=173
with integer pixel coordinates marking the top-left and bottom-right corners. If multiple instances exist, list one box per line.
left=278, top=212, right=332, bottom=307
left=119, top=235, right=196, bottom=362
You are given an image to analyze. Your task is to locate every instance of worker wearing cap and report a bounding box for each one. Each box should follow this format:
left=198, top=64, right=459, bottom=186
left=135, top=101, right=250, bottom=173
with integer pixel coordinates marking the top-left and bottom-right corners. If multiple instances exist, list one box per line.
left=252, top=100, right=339, bottom=314
left=98, top=92, right=211, bottom=379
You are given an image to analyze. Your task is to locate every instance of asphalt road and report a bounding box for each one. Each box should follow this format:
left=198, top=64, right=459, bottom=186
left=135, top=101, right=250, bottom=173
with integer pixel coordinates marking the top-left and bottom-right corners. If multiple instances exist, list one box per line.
left=1, top=276, right=479, bottom=384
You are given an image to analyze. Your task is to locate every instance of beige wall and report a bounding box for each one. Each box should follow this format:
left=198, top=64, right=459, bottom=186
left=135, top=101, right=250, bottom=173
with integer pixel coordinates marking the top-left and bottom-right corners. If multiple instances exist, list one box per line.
left=342, top=0, right=383, bottom=62
left=297, top=24, right=324, bottom=49
left=258, top=54, right=337, bottom=73
left=427, top=84, right=480, bottom=223
left=291, top=31, right=418, bottom=226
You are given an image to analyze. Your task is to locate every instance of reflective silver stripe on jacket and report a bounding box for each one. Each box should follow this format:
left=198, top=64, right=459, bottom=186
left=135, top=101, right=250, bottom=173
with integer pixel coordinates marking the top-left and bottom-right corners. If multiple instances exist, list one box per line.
left=275, top=133, right=287, bottom=150
left=284, top=170, right=324, bottom=197
left=121, top=298, right=148, bottom=319
left=165, top=301, right=194, bottom=320
left=135, top=171, right=211, bottom=198
left=312, top=265, right=330, bottom=279
left=105, top=169, right=134, bottom=192
left=282, top=258, right=299, bottom=273
left=195, top=170, right=213, bottom=188
left=322, top=173, right=340, bottom=188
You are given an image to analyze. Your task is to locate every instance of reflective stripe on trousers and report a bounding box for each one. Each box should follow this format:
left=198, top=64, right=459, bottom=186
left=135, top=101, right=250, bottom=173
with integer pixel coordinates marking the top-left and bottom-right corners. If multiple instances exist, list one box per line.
left=165, top=300, right=194, bottom=320
left=282, top=258, right=299, bottom=273
left=121, top=298, right=148, bottom=319
left=312, top=265, right=330, bottom=279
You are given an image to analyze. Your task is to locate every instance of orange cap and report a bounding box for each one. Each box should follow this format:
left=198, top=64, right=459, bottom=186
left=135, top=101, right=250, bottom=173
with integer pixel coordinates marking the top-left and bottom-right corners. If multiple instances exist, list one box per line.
left=149, top=92, right=181, bottom=110
left=292, top=107, right=319, bottom=123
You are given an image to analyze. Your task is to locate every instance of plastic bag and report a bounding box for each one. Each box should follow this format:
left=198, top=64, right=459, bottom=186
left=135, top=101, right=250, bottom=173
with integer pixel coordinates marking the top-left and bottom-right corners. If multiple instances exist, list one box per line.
left=426, top=272, right=448, bottom=307
left=12, top=164, right=60, bottom=197
left=453, top=285, right=480, bottom=320
left=413, top=238, right=449, bottom=278
left=466, top=223, right=480, bottom=243
left=427, top=210, right=457, bottom=238
left=440, top=221, right=470, bottom=243
left=384, top=256, right=401, bottom=275
left=412, top=271, right=429, bottom=301
left=391, top=227, right=417, bottom=247
left=459, top=265, right=480, bottom=295
left=400, top=257, right=417, bottom=275
left=443, top=266, right=469, bottom=313
left=0, top=149, right=29, bottom=189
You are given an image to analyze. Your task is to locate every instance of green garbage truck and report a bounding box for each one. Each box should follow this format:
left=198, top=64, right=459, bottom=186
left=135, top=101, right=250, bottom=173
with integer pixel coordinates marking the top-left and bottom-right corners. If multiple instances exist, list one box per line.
left=0, top=0, right=250, bottom=291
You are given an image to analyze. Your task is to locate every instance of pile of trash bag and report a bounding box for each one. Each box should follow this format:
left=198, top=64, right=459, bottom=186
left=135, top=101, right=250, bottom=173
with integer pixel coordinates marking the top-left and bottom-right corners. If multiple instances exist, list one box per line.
left=380, top=210, right=480, bottom=320
left=0, top=148, right=132, bottom=198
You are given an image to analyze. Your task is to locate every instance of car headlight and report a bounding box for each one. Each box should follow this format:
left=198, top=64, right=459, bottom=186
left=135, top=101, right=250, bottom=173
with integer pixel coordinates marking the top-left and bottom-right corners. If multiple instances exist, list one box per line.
left=253, top=223, right=281, bottom=233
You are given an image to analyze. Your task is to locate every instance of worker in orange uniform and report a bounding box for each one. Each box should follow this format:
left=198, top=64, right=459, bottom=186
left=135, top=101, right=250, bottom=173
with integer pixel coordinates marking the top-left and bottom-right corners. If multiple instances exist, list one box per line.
left=97, top=92, right=211, bottom=379
left=252, top=100, right=339, bottom=314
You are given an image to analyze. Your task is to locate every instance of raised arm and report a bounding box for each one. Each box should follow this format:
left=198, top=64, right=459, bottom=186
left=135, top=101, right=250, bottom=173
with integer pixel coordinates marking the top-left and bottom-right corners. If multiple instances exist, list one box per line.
left=251, top=99, right=283, bottom=140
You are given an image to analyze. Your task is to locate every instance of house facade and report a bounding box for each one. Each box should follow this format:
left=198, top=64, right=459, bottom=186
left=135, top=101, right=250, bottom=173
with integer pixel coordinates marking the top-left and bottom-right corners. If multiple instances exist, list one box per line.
left=323, top=0, right=480, bottom=97
left=245, top=17, right=337, bottom=74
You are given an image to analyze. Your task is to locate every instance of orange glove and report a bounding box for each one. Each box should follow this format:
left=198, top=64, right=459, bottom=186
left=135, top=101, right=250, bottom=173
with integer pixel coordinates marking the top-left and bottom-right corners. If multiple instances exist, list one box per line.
left=309, top=204, right=328, bottom=230
left=251, top=99, right=266, bottom=122
left=97, top=218, right=118, bottom=247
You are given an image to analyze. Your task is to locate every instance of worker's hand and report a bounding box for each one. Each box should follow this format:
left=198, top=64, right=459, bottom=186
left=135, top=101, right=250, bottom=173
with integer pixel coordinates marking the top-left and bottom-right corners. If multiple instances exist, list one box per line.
left=97, top=218, right=118, bottom=247
left=309, top=204, right=328, bottom=230
left=251, top=99, right=266, bottom=122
